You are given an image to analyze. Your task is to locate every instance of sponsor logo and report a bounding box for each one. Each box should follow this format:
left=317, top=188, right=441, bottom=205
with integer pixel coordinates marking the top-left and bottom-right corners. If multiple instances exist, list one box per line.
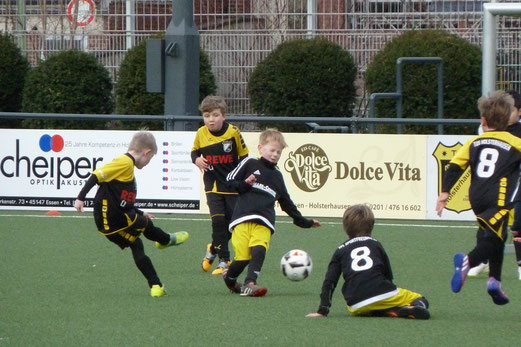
left=0, top=134, right=103, bottom=190
left=284, top=144, right=332, bottom=192
left=432, top=142, right=471, bottom=213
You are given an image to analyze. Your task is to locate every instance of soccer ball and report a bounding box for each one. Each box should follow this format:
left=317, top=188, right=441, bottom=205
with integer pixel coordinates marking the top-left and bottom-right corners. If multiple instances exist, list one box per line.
left=280, top=249, right=312, bottom=281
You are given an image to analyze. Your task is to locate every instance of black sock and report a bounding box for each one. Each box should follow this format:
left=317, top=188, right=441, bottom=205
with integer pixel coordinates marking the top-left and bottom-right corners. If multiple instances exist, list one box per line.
left=130, top=239, right=161, bottom=287
left=244, top=246, right=266, bottom=284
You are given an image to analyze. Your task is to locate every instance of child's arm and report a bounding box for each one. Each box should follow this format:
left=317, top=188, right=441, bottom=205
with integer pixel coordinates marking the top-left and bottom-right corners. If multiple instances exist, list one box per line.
left=306, top=251, right=342, bottom=318
left=74, top=174, right=98, bottom=212
left=278, top=181, right=319, bottom=228
left=226, top=157, right=255, bottom=192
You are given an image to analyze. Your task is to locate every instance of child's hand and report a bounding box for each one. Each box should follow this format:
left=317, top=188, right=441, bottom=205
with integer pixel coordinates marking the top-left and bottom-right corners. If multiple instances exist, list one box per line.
left=311, top=219, right=321, bottom=228
left=244, top=174, right=257, bottom=185
left=143, top=212, right=155, bottom=219
left=74, top=199, right=84, bottom=212
left=195, top=157, right=209, bottom=172
left=305, top=312, right=325, bottom=318
left=436, top=192, right=449, bottom=217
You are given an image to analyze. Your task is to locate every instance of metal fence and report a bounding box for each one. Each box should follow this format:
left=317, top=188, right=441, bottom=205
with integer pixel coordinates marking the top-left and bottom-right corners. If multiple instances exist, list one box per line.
left=1, top=0, right=521, bottom=115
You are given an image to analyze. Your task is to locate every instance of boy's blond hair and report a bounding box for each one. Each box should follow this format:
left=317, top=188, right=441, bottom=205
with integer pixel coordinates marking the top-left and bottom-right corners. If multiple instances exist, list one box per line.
left=343, top=204, right=375, bottom=239
left=478, top=90, right=514, bottom=131
left=199, top=95, right=227, bottom=114
left=128, top=131, right=157, bottom=154
left=259, top=128, right=288, bottom=148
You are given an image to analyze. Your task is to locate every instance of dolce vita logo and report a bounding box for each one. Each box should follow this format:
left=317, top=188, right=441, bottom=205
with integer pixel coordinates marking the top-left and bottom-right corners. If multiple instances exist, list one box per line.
left=284, top=144, right=332, bottom=192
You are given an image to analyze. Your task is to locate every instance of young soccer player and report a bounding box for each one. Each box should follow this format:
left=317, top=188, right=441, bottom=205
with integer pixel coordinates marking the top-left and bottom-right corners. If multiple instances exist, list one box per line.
left=306, top=204, right=430, bottom=319
left=437, top=91, right=521, bottom=305
left=468, top=89, right=521, bottom=278
left=191, top=95, right=249, bottom=275
left=74, top=131, right=189, bottom=297
left=222, top=129, right=321, bottom=296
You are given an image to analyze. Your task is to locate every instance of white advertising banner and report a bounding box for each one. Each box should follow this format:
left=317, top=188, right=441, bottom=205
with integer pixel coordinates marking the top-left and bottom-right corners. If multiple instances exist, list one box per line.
left=0, top=129, right=200, bottom=212
left=0, top=129, right=479, bottom=221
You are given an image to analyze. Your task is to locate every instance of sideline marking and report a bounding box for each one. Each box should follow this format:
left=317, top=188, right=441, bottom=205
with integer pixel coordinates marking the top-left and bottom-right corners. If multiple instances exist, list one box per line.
left=0, top=213, right=476, bottom=229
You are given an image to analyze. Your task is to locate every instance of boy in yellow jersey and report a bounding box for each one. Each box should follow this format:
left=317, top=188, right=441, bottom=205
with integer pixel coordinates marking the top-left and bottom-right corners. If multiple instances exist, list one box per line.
left=74, top=131, right=188, bottom=297
left=191, top=96, right=249, bottom=275
left=437, top=91, right=521, bottom=305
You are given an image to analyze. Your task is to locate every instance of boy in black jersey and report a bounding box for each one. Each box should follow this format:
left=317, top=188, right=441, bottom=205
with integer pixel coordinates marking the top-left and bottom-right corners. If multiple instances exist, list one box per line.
left=223, top=129, right=321, bottom=296
left=469, top=90, right=521, bottom=278
left=191, top=96, right=249, bottom=275
left=437, top=91, right=521, bottom=305
left=74, top=131, right=189, bottom=297
left=306, top=204, right=429, bottom=319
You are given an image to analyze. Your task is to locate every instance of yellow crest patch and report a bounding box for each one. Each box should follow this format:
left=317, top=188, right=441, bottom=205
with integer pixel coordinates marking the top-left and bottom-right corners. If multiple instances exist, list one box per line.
left=432, top=142, right=471, bottom=214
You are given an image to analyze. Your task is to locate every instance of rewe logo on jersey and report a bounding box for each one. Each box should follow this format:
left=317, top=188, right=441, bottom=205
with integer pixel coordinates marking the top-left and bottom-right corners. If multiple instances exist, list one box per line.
left=0, top=134, right=103, bottom=190
left=284, top=144, right=332, bottom=192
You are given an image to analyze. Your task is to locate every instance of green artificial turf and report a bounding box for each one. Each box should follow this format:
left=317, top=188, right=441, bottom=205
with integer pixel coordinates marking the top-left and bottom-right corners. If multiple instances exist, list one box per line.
left=1, top=211, right=519, bottom=346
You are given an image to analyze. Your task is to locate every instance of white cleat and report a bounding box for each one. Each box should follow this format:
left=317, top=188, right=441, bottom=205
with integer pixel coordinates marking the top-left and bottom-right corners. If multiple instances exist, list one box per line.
left=467, top=262, right=489, bottom=277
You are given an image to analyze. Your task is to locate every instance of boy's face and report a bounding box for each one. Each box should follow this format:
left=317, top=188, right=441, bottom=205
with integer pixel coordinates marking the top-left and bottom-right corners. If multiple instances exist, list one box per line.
left=203, top=108, right=226, bottom=132
left=258, top=140, right=284, bottom=164
left=135, top=149, right=154, bottom=169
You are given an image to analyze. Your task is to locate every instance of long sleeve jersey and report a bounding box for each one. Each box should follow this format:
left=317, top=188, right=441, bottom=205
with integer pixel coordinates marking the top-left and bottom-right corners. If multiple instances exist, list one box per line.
left=191, top=122, right=249, bottom=194
left=226, top=156, right=314, bottom=233
left=316, top=236, right=397, bottom=316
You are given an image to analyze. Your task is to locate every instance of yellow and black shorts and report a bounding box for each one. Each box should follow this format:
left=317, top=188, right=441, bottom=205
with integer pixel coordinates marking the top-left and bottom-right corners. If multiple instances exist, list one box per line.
left=94, top=199, right=147, bottom=249
left=348, top=288, right=422, bottom=316
left=231, top=222, right=271, bottom=261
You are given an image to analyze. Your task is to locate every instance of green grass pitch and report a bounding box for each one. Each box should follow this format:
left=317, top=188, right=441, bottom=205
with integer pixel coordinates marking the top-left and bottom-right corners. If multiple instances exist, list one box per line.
left=1, top=211, right=520, bottom=346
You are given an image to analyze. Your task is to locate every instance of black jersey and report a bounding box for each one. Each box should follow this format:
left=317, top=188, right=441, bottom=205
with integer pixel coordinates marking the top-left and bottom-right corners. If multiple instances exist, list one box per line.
left=76, top=153, right=141, bottom=234
left=191, top=122, right=249, bottom=194
left=443, top=131, right=521, bottom=214
left=507, top=121, right=521, bottom=138
left=226, top=156, right=314, bottom=233
left=317, top=236, right=397, bottom=316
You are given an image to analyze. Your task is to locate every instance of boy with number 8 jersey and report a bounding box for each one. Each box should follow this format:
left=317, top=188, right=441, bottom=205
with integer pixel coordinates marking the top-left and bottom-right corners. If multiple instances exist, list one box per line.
left=306, top=204, right=429, bottom=319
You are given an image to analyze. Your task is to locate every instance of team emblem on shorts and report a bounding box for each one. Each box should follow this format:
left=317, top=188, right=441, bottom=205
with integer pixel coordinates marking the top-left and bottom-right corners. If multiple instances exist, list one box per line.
left=432, top=142, right=471, bottom=213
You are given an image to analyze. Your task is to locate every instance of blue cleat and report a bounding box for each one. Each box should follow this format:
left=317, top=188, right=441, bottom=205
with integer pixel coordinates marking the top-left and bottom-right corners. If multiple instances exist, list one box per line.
left=451, top=253, right=469, bottom=293
left=487, top=277, right=509, bottom=305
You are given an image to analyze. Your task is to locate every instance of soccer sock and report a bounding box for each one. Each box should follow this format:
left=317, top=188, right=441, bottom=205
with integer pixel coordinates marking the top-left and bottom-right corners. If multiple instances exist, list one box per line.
left=226, top=260, right=249, bottom=282
left=513, top=238, right=521, bottom=266
left=211, top=216, right=230, bottom=261
left=130, top=239, right=161, bottom=287
left=142, top=219, right=170, bottom=246
left=244, top=246, right=266, bottom=284
left=469, top=237, right=504, bottom=280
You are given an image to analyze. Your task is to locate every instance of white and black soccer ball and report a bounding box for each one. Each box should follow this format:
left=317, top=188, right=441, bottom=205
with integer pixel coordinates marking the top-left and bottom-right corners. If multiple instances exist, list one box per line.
left=280, top=249, right=312, bottom=281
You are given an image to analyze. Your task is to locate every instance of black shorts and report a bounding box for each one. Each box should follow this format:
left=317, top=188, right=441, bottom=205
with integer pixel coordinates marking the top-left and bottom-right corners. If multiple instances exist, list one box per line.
left=93, top=199, right=148, bottom=249
left=206, top=193, right=237, bottom=221
left=476, top=206, right=511, bottom=241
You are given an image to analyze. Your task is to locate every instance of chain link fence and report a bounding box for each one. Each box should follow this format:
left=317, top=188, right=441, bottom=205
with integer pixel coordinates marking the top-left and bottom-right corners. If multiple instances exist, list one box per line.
left=1, top=0, right=520, bottom=116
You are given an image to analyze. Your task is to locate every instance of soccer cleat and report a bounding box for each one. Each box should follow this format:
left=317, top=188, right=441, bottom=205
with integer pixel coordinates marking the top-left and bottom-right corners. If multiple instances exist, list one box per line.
left=156, top=231, right=189, bottom=249
left=518, top=266, right=521, bottom=280
left=384, top=306, right=430, bottom=320
left=226, top=281, right=242, bottom=294
left=150, top=284, right=166, bottom=297
left=211, top=260, right=231, bottom=275
left=487, top=277, right=509, bottom=305
left=240, top=282, right=267, bottom=297
left=202, top=243, right=217, bottom=272
left=451, top=253, right=469, bottom=293
left=467, top=262, right=489, bottom=277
